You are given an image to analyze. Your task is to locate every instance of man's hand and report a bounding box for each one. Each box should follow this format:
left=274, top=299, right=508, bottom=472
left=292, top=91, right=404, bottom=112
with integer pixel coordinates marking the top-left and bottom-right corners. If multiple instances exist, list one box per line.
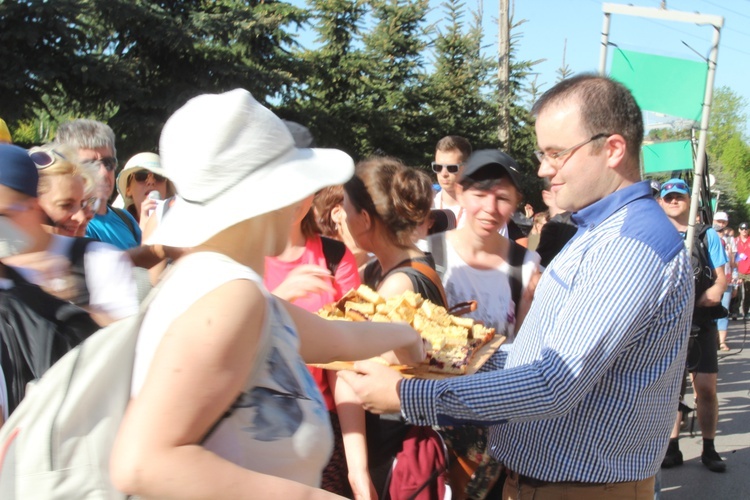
left=337, top=360, right=404, bottom=415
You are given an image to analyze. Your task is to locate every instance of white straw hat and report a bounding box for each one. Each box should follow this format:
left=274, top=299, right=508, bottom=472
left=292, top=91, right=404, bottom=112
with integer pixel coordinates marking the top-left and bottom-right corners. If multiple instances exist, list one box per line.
left=148, top=89, right=354, bottom=248
left=116, top=152, right=175, bottom=209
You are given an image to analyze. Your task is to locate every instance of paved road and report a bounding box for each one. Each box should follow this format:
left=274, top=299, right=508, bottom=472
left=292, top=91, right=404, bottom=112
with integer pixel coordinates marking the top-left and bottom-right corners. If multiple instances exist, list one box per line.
left=661, top=319, right=750, bottom=499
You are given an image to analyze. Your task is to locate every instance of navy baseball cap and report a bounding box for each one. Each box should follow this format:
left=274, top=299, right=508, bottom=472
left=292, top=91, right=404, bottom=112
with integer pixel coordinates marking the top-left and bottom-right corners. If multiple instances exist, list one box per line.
left=0, top=144, right=38, bottom=197
left=462, top=149, right=522, bottom=190
left=660, top=178, right=690, bottom=198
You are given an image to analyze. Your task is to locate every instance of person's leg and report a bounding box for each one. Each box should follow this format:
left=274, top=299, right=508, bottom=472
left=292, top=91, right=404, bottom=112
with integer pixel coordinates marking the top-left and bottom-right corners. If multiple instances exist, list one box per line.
left=718, top=287, right=731, bottom=350
left=742, top=279, right=750, bottom=317
left=661, top=410, right=683, bottom=467
left=691, top=371, right=725, bottom=472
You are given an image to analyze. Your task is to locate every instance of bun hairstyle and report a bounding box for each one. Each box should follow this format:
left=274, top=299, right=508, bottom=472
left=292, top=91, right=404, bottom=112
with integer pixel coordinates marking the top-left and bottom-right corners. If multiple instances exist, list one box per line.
left=344, top=156, right=432, bottom=248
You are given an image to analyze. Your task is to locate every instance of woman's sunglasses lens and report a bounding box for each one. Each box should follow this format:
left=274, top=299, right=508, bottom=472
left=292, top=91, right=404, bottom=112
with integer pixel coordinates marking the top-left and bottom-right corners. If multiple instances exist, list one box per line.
left=29, top=151, right=54, bottom=168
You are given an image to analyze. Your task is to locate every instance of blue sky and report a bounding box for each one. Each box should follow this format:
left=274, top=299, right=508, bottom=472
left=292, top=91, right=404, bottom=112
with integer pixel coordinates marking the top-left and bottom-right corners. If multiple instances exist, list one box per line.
left=288, top=0, right=749, bottom=133
left=496, top=0, right=749, bottom=131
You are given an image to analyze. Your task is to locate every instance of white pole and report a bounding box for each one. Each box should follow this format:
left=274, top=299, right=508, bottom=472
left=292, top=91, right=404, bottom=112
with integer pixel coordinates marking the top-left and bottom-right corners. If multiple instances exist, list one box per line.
left=685, top=24, right=722, bottom=250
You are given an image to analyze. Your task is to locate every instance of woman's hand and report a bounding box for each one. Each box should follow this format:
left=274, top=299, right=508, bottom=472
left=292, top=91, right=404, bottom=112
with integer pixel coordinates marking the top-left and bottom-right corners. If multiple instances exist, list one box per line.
left=139, top=197, right=159, bottom=226
left=272, top=264, right=335, bottom=302
left=348, top=469, right=378, bottom=500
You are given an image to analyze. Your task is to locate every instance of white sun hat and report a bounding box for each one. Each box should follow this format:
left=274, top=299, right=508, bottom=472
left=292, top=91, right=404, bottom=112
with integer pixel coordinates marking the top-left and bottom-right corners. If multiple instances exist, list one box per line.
left=116, top=152, right=176, bottom=210
left=148, top=89, right=354, bottom=248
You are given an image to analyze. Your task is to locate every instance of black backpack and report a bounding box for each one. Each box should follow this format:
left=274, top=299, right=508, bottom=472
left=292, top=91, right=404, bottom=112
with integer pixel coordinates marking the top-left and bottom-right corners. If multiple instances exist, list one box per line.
left=0, top=266, right=100, bottom=414
left=690, top=224, right=716, bottom=307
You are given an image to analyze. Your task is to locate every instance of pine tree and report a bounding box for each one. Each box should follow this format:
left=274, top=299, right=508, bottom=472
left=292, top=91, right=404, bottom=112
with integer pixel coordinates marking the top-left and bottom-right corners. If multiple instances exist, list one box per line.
left=281, top=0, right=369, bottom=158
left=360, top=0, right=430, bottom=164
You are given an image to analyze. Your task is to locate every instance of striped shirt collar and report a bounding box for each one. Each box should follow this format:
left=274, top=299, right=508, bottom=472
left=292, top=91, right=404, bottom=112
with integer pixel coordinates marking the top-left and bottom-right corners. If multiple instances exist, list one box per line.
left=571, top=181, right=652, bottom=231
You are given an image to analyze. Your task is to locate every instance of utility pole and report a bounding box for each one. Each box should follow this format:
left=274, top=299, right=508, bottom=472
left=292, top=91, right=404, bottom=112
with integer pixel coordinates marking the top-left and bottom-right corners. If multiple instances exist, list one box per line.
left=498, top=0, right=510, bottom=148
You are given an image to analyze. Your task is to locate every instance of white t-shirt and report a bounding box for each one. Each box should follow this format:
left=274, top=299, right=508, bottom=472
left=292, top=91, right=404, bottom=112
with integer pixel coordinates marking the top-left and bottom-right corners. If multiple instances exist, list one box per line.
left=442, top=237, right=540, bottom=342
left=10, top=234, right=138, bottom=320
left=132, top=252, right=333, bottom=487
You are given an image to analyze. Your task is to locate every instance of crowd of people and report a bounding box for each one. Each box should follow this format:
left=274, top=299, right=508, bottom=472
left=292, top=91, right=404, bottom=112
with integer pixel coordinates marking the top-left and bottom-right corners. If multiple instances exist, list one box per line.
left=0, top=73, right=739, bottom=499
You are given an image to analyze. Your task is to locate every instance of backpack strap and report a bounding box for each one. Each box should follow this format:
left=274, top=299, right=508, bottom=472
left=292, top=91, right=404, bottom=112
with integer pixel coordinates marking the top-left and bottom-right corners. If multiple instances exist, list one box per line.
left=405, top=261, right=449, bottom=309
left=110, top=206, right=138, bottom=241
left=427, top=233, right=447, bottom=279
left=506, top=239, right=527, bottom=318
left=68, top=237, right=95, bottom=307
left=320, top=236, right=347, bottom=276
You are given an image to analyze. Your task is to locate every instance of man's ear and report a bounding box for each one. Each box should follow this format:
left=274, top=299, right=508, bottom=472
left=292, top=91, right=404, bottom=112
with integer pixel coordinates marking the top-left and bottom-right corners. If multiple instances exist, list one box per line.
left=605, top=134, right=628, bottom=170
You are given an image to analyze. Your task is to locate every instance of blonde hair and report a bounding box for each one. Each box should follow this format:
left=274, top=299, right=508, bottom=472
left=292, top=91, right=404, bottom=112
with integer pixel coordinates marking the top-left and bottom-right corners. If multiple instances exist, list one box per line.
left=34, top=144, right=96, bottom=197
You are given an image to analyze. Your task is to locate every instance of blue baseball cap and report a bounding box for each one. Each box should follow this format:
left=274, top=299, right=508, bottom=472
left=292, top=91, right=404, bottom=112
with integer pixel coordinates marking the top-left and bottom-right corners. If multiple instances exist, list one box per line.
left=660, top=178, right=690, bottom=198
left=0, top=144, right=38, bottom=197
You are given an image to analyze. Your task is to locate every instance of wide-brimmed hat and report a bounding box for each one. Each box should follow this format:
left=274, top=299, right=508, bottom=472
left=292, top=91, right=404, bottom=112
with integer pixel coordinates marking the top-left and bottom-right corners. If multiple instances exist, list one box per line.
left=148, top=89, right=354, bottom=248
left=116, top=152, right=175, bottom=209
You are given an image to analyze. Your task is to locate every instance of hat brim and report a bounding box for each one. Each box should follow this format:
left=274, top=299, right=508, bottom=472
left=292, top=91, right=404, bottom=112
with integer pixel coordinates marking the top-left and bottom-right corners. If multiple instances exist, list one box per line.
left=147, top=147, right=354, bottom=248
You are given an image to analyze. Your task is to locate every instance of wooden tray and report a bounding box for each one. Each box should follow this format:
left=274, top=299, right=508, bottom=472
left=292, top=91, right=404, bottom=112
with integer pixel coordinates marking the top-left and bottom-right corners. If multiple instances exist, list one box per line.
left=311, top=334, right=506, bottom=379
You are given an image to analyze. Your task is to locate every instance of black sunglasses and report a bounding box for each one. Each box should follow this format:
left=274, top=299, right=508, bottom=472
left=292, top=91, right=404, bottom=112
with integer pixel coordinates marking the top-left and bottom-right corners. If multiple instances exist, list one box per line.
left=132, top=170, right=166, bottom=183
left=83, top=157, right=118, bottom=172
left=431, top=162, right=461, bottom=174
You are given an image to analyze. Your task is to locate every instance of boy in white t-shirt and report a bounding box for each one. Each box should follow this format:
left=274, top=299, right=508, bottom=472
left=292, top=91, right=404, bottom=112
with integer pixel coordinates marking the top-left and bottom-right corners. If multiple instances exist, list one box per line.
left=431, top=149, right=541, bottom=343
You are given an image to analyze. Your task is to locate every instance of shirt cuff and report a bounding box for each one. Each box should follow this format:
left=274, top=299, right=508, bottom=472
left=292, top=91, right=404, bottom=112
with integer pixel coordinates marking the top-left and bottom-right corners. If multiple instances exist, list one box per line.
left=399, top=377, right=439, bottom=426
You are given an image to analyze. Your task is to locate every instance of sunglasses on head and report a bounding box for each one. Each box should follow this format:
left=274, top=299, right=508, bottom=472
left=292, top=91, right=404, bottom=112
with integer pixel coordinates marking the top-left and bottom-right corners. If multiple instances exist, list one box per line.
left=431, top=162, right=461, bottom=174
left=29, top=149, right=66, bottom=169
left=132, top=170, right=166, bottom=183
left=83, top=157, right=118, bottom=172
left=661, top=181, right=689, bottom=192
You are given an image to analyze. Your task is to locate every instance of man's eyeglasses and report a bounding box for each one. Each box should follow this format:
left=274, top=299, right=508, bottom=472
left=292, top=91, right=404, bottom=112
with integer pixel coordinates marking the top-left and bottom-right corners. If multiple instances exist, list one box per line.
left=83, top=157, right=118, bottom=172
left=81, top=197, right=101, bottom=213
left=534, top=133, right=611, bottom=164
left=132, top=170, right=166, bottom=183
left=431, top=162, right=462, bottom=174
left=29, top=149, right=66, bottom=169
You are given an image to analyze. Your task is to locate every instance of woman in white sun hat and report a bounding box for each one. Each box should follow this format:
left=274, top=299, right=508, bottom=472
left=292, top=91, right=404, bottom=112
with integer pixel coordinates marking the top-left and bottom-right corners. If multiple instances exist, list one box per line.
left=110, top=89, right=425, bottom=499
left=116, top=152, right=176, bottom=231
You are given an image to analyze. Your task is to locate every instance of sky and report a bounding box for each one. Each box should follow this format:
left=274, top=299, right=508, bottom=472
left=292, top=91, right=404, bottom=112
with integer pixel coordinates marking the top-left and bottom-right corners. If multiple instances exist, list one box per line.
left=480, top=0, right=750, bottom=132
left=290, top=0, right=750, bottom=134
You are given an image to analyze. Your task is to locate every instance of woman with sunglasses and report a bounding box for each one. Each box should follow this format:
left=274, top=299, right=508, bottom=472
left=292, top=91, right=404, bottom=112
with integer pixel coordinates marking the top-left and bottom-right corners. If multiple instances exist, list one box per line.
left=4, top=145, right=139, bottom=326
left=30, top=145, right=99, bottom=238
left=116, top=153, right=175, bottom=232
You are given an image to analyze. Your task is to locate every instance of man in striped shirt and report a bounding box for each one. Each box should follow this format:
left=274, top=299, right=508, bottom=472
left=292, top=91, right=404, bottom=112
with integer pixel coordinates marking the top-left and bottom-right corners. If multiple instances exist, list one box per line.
left=340, top=74, right=692, bottom=499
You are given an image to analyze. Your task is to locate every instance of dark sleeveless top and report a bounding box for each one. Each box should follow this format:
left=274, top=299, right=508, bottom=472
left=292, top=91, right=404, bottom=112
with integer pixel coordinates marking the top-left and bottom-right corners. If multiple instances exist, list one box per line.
left=363, top=255, right=447, bottom=308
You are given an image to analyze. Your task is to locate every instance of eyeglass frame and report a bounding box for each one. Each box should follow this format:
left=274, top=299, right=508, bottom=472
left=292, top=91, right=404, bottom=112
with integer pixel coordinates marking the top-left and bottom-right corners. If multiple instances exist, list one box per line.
left=431, top=162, right=462, bottom=174
left=534, top=133, right=611, bottom=164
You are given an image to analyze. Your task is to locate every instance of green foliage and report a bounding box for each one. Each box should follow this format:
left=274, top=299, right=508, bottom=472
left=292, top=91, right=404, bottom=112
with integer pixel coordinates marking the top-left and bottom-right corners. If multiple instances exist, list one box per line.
left=279, top=0, right=369, bottom=158
left=2, top=0, right=546, bottom=208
